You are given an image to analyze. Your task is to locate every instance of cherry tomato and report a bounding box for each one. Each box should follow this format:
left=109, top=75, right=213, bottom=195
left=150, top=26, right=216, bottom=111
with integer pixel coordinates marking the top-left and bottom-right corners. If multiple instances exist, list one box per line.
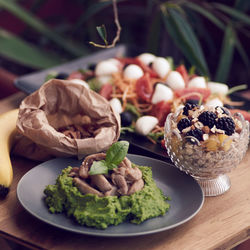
left=161, top=139, right=166, bottom=149
left=67, top=71, right=85, bottom=80
left=99, top=83, right=113, bottom=100
left=67, top=70, right=94, bottom=81
left=175, top=65, right=189, bottom=85
left=135, top=73, right=153, bottom=103
left=150, top=100, right=171, bottom=126
left=174, top=87, right=211, bottom=102
left=228, top=109, right=250, bottom=122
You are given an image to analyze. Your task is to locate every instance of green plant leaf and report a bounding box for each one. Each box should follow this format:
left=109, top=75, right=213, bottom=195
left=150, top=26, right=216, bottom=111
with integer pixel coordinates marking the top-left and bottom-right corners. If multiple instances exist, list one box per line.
left=0, top=29, right=63, bottom=69
left=161, top=8, right=209, bottom=76
left=96, top=24, right=108, bottom=45
left=214, top=3, right=250, bottom=26
left=88, top=160, right=108, bottom=175
left=105, top=141, right=129, bottom=165
left=0, top=0, right=88, bottom=57
left=234, top=32, right=250, bottom=69
left=184, top=2, right=225, bottom=30
left=215, top=25, right=235, bottom=83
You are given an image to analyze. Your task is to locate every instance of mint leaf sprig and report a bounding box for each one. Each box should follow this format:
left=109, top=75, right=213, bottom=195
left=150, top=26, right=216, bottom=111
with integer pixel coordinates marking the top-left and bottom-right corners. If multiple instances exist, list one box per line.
left=89, top=141, right=129, bottom=175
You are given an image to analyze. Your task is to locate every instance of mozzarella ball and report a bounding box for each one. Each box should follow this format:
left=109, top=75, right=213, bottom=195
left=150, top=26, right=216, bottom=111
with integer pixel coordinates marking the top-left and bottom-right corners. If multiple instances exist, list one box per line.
left=152, top=57, right=170, bottom=78
left=69, top=79, right=89, bottom=89
left=166, top=71, right=185, bottom=90
left=151, top=83, right=174, bottom=104
left=207, top=81, right=229, bottom=95
left=137, top=53, right=156, bottom=65
left=205, top=98, right=223, bottom=107
left=188, top=76, right=206, bottom=88
left=109, top=98, right=123, bottom=114
left=97, top=75, right=112, bottom=86
left=135, top=116, right=158, bottom=136
left=95, top=60, right=119, bottom=76
left=106, top=58, right=121, bottom=68
left=123, top=64, right=144, bottom=79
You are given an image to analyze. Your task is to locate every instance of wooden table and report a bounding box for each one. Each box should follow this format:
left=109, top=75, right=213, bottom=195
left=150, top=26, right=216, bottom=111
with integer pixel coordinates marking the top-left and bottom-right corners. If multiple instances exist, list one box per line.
left=0, top=92, right=250, bottom=250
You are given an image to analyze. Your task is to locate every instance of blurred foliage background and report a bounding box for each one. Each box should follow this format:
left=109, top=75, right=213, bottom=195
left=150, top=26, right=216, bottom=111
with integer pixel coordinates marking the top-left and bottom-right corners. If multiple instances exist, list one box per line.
left=0, top=0, right=249, bottom=87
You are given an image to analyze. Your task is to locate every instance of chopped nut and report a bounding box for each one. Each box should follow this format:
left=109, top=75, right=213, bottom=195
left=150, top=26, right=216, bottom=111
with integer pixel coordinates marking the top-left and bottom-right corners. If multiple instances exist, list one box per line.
left=192, top=117, right=198, bottom=124
left=202, top=126, right=210, bottom=134
left=194, top=121, right=204, bottom=130
left=191, top=125, right=195, bottom=130
left=215, top=128, right=225, bottom=134
left=202, top=134, right=209, bottom=141
left=234, top=119, right=243, bottom=133
left=210, top=125, right=216, bottom=133
left=182, top=126, right=191, bottom=133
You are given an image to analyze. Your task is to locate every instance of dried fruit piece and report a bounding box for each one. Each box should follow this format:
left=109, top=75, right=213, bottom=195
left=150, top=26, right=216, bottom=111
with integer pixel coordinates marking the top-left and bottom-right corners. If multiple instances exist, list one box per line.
left=218, top=134, right=232, bottom=151
left=203, top=135, right=219, bottom=151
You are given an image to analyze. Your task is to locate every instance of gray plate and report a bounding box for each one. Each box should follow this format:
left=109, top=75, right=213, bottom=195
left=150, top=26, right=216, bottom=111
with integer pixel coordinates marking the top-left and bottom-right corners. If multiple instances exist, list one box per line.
left=17, top=154, right=204, bottom=237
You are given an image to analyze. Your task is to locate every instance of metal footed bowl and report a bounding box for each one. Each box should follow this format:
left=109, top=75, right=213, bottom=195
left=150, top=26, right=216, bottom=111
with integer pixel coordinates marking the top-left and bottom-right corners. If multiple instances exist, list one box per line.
left=164, top=111, right=249, bottom=196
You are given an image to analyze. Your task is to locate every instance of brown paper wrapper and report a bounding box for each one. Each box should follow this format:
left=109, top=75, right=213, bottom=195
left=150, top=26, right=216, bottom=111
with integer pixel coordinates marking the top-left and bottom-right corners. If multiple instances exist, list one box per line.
left=13, top=79, right=120, bottom=161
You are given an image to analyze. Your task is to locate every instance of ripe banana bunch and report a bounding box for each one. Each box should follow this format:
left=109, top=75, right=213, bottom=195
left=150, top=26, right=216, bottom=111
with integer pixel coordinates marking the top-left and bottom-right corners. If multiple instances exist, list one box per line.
left=0, top=109, right=19, bottom=198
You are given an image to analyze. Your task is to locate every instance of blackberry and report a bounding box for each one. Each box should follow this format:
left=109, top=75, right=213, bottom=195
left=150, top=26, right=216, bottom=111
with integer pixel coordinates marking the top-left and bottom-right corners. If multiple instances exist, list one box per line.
left=198, top=111, right=217, bottom=128
left=186, top=128, right=204, bottom=141
left=183, top=103, right=198, bottom=116
left=215, top=117, right=235, bottom=135
left=177, top=118, right=191, bottom=132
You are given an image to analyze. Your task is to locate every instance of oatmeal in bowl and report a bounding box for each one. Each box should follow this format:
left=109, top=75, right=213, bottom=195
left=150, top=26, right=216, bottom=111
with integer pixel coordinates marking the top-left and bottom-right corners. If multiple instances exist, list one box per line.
left=164, top=103, right=249, bottom=196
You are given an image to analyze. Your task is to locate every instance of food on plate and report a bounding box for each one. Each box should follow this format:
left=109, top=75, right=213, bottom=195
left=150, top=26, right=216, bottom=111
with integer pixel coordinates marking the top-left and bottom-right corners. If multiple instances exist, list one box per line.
left=165, top=103, right=249, bottom=178
left=44, top=141, right=170, bottom=229
left=0, top=109, right=19, bottom=197
left=45, top=53, right=249, bottom=146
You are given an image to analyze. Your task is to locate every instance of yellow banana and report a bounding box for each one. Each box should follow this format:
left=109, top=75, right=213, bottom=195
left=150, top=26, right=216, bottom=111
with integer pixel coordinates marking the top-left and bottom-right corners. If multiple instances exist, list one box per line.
left=0, top=109, right=19, bottom=198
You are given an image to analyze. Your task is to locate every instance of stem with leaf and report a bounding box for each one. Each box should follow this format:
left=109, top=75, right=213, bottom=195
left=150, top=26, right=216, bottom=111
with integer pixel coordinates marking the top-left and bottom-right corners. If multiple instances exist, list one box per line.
left=89, top=0, right=121, bottom=49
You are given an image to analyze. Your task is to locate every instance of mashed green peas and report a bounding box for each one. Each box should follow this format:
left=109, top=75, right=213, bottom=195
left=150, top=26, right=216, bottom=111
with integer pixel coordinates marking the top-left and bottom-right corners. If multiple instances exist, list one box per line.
left=44, top=165, right=170, bottom=229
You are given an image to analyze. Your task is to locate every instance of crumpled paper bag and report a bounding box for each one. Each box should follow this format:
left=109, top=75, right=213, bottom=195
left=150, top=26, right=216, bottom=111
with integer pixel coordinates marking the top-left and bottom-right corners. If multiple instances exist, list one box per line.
left=13, top=79, right=120, bottom=161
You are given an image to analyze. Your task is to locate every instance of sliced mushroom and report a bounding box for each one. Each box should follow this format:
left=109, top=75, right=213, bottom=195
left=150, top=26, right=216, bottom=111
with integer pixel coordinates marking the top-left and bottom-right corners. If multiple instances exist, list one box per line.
left=111, top=174, right=128, bottom=195
left=73, top=177, right=103, bottom=197
left=68, top=167, right=80, bottom=177
left=125, top=166, right=143, bottom=182
left=127, top=179, right=144, bottom=195
left=104, top=185, right=118, bottom=196
left=90, top=174, right=112, bottom=192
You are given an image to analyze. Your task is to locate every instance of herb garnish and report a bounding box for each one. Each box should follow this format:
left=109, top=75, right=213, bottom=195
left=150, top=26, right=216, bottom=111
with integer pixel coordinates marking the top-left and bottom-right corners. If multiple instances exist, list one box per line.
left=89, top=141, right=129, bottom=175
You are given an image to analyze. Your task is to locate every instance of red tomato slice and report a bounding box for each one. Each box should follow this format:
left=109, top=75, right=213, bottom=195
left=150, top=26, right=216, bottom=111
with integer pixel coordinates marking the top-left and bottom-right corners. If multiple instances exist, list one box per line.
left=99, top=83, right=113, bottom=100
left=175, top=65, right=189, bottom=85
left=229, top=109, right=250, bottom=122
left=150, top=101, right=172, bottom=126
left=67, top=70, right=94, bottom=81
left=135, top=73, right=153, bottom=103
left=174, top=87, right=211, bottom=101
left=67, top=71, right=85, bottom=80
